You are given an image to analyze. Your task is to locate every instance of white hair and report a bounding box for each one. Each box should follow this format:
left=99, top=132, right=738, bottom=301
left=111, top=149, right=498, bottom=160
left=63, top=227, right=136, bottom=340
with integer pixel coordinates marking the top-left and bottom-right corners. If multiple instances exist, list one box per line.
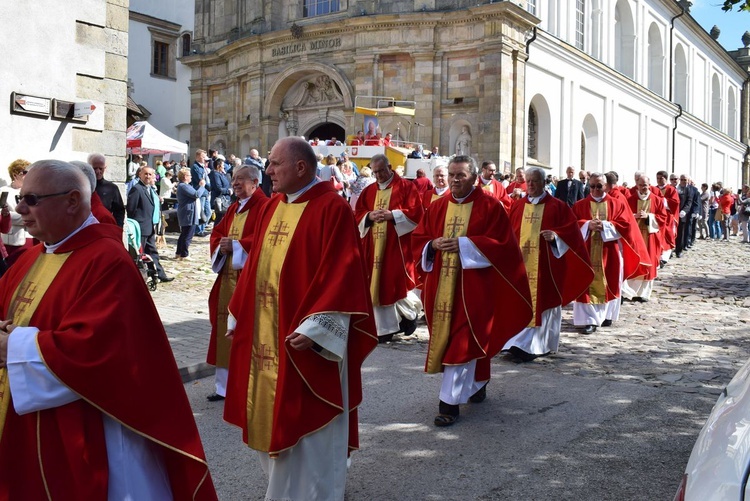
left=68, top=160, right=97, bottom=192
left=28, top=159, right=92, bottom=202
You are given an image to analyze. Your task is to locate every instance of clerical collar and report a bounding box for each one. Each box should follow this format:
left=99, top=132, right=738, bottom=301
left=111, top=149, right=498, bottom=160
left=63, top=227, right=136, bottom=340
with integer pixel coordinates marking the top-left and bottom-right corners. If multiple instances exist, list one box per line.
left=656, top=184, right=666, bottom=190
left=638, top=191, right=650, bottom=201
left=452, top=187, right=475, bottom=204
left=527, top=191, right=547, bottom=205
left=237, top=196, right=251, bottom=211
left=377, top=172, right=395, bottom=190
left=591, top=194, right=607, bottom=202
left=45, top=213, right=98, bottom=253
left=435, top=186, right=448, bottom=196
left=480, top=177, right=492, bottom=186
left=286, top=177, right=319, bottom=203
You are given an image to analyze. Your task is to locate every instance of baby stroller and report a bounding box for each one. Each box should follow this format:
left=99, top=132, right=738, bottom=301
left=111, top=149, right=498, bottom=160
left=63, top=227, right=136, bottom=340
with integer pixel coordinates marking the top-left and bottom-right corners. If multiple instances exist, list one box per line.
left=125, top=218, right=158, bottom=291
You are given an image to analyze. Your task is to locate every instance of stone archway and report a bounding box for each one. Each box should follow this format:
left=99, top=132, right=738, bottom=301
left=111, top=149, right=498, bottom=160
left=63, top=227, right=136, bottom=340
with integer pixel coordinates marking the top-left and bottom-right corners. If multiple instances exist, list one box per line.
left=265, top=63, right=354, bottom=143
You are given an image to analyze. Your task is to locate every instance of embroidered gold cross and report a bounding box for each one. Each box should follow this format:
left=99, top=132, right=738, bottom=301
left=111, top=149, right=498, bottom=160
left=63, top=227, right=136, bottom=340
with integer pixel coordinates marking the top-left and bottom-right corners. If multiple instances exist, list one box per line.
left=267, top=221, right=290, bottom=246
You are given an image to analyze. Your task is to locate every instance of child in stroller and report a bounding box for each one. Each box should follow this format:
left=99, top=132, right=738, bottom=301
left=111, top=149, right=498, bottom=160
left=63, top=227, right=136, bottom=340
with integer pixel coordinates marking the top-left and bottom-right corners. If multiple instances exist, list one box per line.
left=125, top=218, right=158, bottom=291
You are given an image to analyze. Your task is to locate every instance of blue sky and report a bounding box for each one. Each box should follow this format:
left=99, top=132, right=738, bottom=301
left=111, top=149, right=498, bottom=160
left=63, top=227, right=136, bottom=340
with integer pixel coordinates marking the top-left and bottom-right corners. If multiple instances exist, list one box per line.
left=689, top=0, right=750, bottom=51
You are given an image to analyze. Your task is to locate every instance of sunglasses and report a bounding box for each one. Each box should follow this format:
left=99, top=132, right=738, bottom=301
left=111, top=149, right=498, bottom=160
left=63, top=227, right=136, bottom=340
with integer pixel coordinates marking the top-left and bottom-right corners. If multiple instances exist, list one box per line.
left=591, top=183, right=604, bottom=190
left=16, top=190, right=72, bottom=206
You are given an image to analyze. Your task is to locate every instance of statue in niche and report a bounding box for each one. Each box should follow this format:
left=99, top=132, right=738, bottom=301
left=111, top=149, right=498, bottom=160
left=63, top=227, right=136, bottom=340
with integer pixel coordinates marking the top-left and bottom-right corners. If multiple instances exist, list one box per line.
left=455, top=125, right=472, bottom=156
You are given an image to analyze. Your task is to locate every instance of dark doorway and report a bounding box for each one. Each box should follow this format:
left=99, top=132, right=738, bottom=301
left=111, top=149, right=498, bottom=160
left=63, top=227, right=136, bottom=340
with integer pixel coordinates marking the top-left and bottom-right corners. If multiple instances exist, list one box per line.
left=307, top=123, right=346, bottom=144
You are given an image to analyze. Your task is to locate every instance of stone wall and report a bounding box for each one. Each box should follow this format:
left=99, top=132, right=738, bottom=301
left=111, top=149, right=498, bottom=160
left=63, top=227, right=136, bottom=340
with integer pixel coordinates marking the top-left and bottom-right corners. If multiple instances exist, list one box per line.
left=185, top=3, right=539, bottom=169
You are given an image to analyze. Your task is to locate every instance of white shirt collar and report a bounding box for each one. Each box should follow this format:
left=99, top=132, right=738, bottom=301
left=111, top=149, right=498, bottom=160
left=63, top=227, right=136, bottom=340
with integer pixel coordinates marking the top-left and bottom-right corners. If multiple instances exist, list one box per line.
left=592, top=194, right=607, bottom=202
left=527, top=191, right=547, bottom=205
left=435, top=186, right=449, bottom=196
left=377, top=172, right=395, bottom=190
left=452, top=187, right=475, bottom=204
left=45, top=214, right=98, bottom=253
left=287, top=177, right=319, bottom=203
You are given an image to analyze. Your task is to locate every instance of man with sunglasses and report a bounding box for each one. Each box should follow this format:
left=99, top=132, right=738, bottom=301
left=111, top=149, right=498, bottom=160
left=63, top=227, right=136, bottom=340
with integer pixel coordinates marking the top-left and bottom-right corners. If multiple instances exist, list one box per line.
left=0, top=160, right=216, bottom=499
left=571, top=173, right=643, bottom=334
left=655, top=170, right=680, bottom=266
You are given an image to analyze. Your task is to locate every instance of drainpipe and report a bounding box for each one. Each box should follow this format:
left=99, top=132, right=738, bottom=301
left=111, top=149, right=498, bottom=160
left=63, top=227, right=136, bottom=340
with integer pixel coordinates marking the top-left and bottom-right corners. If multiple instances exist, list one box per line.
left=669, top=7, right=687, bottom=174
left=526, top=27, right=537, bottom=55
left=672, top=104, right=683, bottom=174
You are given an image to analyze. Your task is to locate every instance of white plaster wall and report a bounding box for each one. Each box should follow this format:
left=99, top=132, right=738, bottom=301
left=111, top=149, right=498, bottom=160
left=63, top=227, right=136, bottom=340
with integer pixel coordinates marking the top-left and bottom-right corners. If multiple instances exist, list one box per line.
left=0, top=0, right=108, bottom=183
left=526, top=32, right=744, bottom=189
left=536, top=0, right=745, bottom=140
left=128, top=0, right=193, bottom=141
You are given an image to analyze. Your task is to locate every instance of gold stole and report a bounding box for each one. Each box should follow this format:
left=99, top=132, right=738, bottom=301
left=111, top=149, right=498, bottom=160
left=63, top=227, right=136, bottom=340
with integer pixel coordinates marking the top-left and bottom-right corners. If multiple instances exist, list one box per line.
left=215, top=210, right=249, bottom=368
left=481, top=181, right=494, bottom=195
left=247, top=201, right=306, bottom=452
left=588, top=201, right=608, bottom=303
left=637, top=198, right=651, bottom=249
left=426, top=201, right=472, bottom=374
left=519, top=203, right=545, bottom=327
left=0, top=253, right=71, bottom=439
left=430, top=193, right=441, bottom=204
left=369, top=188, right=392, bottom=306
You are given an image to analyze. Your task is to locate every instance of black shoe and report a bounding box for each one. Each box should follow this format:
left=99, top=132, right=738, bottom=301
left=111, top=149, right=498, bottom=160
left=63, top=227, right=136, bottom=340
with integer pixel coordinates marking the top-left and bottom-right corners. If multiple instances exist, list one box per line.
left=673, top=252, right=681, bottom=258
left=659, top=260, right=667, bottom=269
left=206, top=393, right=225, bottom=402
left=469, top=384, right=487, bottom=403
left=158, top=276, right=175, bottom=283
left=582, top=325, right=597, bottom=334
left=378, top=333, right=394, bottom=344
left=399, top=316, right=417, bottom=336
left=435, top=401, right=460, bottom=427
left=508, top=346, right=538, bottom=363
left=601, top=319, right=612, bottom=327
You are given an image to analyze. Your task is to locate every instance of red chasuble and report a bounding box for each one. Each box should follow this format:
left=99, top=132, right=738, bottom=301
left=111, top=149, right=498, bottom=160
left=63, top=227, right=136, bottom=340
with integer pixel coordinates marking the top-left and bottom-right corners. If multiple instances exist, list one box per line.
left=478, top=178, right=512, bottom=212
left=224, top=182, right=377, bottom=456
left=421, top=188, right=447, bottom=211
left=508, top=181, right=528, bottom=193
left=207, top=189, right=268, bottom=368
left=0, top=224, right=216, bottom=500
left=411, top=188, right=532, bottom=375
left=91, top=192, right=117, bottom=225
left=654, top=184, right=679, bottom=249
left=354, top=173, right=424, bottom=305
left=571, top=194, right=644, bottom=304
left=625, top=192, right=668, bottom=281
left=509, top=194, right=594, bottom=326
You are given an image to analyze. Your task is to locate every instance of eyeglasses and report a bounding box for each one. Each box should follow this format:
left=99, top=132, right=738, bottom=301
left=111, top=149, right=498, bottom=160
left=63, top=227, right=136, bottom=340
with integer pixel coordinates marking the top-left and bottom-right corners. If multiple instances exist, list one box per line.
left=16, top=190, right=73, bottom=206
left=591, top=183, right=604, bottom=190
left=670, top=178, right=678, bottom=181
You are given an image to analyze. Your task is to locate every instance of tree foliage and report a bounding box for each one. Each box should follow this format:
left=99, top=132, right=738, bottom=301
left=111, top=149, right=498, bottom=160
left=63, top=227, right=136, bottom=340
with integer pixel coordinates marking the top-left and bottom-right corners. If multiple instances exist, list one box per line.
left=723, top=0, right=750, bottom=12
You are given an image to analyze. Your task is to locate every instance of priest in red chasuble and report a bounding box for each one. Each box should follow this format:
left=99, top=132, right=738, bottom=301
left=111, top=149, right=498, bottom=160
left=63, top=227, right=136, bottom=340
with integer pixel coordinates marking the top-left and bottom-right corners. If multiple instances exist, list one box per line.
left=421, top=165, right=449, bottom=211
left=571, top=172, right=643, bottom=334
left=206, top=164, right=268, bottom=402
left=477, top=160, right=511, bottom=212
left=224, top=137, right=377, bottom=501
left=655, top=170, right=680, bottom=264
left=503, top=167, right=594, bottom=362
left=354, top=154, right=424, bottom=342
left=0, top=160, right=216, bottom=500
left=622, top=174, right=668, bottom=302
left=412, top=155, right=532, bottom=427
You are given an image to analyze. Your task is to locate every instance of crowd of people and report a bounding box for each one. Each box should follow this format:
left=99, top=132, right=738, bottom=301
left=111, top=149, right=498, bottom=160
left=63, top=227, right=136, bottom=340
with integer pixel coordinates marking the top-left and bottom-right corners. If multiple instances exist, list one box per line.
left=0, top=138, right=745, bottom=500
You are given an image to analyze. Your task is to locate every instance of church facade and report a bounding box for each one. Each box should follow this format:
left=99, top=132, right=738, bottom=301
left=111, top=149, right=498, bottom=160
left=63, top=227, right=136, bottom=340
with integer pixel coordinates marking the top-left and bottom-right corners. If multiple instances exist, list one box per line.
left=185, top=0, right=748, bottom=187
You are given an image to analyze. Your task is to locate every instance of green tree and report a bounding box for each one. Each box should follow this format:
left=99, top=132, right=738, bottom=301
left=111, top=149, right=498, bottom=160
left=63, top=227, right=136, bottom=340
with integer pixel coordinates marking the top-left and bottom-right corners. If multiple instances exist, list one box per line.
left=723, top=0, right=750, bottom=12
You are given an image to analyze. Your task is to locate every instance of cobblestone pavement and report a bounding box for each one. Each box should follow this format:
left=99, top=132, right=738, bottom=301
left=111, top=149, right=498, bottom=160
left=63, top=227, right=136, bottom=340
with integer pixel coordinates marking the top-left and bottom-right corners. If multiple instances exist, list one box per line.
left=155, top=229, right=750, bottom=395
left=155, top=228, right=750, bottom=500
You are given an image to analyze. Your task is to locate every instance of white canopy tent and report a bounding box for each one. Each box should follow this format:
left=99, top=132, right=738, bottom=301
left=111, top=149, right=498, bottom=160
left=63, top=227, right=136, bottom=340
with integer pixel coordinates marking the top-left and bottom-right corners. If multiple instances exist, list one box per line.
left=126, top=121, right=187, bottom=156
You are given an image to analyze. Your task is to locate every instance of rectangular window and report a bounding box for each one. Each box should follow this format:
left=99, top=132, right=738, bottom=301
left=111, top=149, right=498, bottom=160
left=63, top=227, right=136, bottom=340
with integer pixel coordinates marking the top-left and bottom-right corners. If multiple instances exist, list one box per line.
left=303, top=0, right=340, bottom=17
left=526, top=0, right=537, bottom=16
left=153, top=41, right=169, bottom=76
left=575, top=0, right=585, bottom=50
